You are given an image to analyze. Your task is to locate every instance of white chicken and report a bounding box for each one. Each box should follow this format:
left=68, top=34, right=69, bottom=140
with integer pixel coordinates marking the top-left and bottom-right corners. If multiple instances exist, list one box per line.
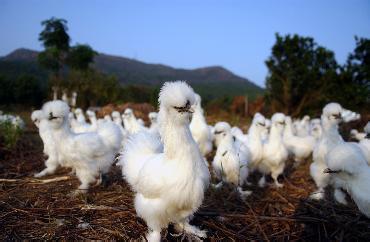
left=122, top=108, right=143, bottom=134
left=231, top=126, right=249, bottom=145
left=70, top=108, right=94, bottom=133
left=258, top=113, right=288, bottom=188
left=350, top=129, right=366, bottom=141
left=31, top=110, right=61, bottom=177
left=341, top=109, right=361, bottom=123
left=104, top=114, right=112, bottom=122
left=42, top=100, right=123, bottom=194
left=111, top=111, right=123, bottom=128
left=283, top=116, right=316, bottom=167
left=309, top=103, right=347, bottom=202
left=295, top=115, right=310, bottom=137
left=260, top=118, right=271, bottom=142
left=309, top=118, right=322, bottom=139
left=74, top=108, right=86, bottom=123
left=246, top=113, right=266, bottom=172
left=189, top=94, right=213, bottom=157
left=148, top=112, right=159, bottom=135
left=212, top=122, right=251, bottom=199
left=324, top=141, right=370, bottom=217
left=358, top=123, right=370, bottom=164
left=85, top=110, right=98, bottom=131
left=111, top=110, right=128, bottom=144
left=119, top=81, right=209, bottom=242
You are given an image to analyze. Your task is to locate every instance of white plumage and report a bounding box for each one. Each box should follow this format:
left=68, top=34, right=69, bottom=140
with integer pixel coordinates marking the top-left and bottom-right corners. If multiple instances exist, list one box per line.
left=258, top=113, right=288, bottom=188
left=309, top=118, right=322, bottom=139
left=358, top=122, right=370, bottom=164
left=231, top=126, right=249, bottom=145
left=212, top=122, right=251, bottom=199
left=70, top=108, right=95, bottom=133
left=260, top=118, right=271, bottom=142
left=325, top=142, right=370, bottom=217
left=350, top=129, right=367, bottom=141
left=118, top=81, right=209, bottom=242
left=32, top=110, right=62, bottom=177
left=283, top=116, right=315, bottom=166
left=246, top=113, right=266, bottom=172
left=295, top=115, right=310, bottom=137
left=148, top=112, right=159, bottom=135
left=341, top=108, right=361, bottom=123
left=190, top=94, right=213, bottom=157
left=85, top=110, right=99, bottom=132
left=122, top=108, right=143, bottom=134
left=309, top=103, right=344, bottom=201
left=42, top=100, right=123, bottom=194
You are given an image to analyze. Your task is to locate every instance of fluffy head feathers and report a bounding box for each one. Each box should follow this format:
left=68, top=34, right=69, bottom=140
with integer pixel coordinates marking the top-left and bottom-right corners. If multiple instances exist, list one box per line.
left=159, top=81, right=195, bottom=110
left=42, top=100, right=70, bottom=119
left=124, top=108, right=133, bottom=116
left=86, top=110, right=95, bottom=117
left=214, top=122, right=231, bottom=134
left=323, top=103, right=342, bottom=118
left=271, top=113, right=286, bottom=124
left=112, top=111, right=121, bottom=118
left=148, top=112, right=158, bottom=121
left=31, top=110, right=43, bottom=123
left=252, top=113, right=266, bottom=126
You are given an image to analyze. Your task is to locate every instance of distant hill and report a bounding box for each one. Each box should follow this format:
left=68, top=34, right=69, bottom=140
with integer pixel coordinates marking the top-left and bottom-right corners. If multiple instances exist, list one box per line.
left=0, top=48, right=263, bottom=100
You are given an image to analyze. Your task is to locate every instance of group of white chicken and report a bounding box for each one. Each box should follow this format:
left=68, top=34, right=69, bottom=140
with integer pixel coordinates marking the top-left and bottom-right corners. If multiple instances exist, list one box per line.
left=30, top=81, right=369, bottom=242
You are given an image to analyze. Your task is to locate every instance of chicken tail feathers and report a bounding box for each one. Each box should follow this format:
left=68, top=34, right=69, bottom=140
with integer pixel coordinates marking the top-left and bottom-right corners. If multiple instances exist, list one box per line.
left=118, top=131, right=163, bottom=189
left=97, top=122, right=123, bottom=152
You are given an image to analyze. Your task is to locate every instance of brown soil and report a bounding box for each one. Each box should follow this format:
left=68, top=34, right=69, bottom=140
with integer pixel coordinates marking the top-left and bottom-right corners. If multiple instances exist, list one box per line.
left=0, top=131, right=369, bottom=241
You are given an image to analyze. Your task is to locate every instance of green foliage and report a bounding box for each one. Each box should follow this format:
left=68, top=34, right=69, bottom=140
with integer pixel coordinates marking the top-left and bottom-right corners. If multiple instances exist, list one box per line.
left=334, top=37, right=370, bottom=109
left=39, top=17, right=70, bottom=51
left=38, top=17, right=71, bottom=85
left=206, top=96, right=233, bottom=111
left=265, top=34, right=370, bottom=116
left=62, top=69, right=120, bottom=108
left=0, top=121, right=22, bottom=149
left=0, top=75, right=13, bottom=104
left=0, top=75, right=46, bottom=106
left=38, top=47, right=62, bottom=72
left=59, top=69, right=161, bottom=108
left=265, top=33, right=338, bottom=116
left=13, top=75, right=45, bottom=104
left=67, top=44, right=97, bottom=71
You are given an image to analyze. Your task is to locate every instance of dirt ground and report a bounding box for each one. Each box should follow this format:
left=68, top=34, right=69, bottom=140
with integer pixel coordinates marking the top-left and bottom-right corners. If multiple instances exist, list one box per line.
left=1, top=129, right=370, bottom=241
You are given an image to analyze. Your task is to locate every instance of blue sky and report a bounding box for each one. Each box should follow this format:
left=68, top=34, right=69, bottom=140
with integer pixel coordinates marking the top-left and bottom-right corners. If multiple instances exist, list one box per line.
left=0, top=0, right=369, bottom=87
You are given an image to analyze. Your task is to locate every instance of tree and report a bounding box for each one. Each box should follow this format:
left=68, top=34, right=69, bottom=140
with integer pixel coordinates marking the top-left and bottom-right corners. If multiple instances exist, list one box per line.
left=37, top=47, right=61, bottom=73
left=66, top=44, right=97, bottom=71
left=39, top=17, right=70, bottom=51
left=0, top=75, right=12, bottom=104
left=38, top=17, right=70, bottom=87
left=64, top=69, right=121, bottom=108
left=265, top=33, right=338, bottom=116
left=340, top=37, right=370, bottom=108
left=13, top=75, right=44, bottom=105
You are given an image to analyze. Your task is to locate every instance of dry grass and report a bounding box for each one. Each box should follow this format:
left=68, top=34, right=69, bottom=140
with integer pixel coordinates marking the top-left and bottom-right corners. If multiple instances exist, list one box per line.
left=1, top=129, right=370, bottom=241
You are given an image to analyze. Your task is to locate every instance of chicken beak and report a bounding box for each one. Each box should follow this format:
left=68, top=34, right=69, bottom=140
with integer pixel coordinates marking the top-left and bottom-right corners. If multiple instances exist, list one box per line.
left=188, top=108, right=194, bottom=114
left=323, top=168, right=339, bottom=174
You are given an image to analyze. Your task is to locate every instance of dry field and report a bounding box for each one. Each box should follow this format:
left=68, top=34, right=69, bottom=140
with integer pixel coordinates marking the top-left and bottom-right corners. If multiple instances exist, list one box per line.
left=0, top=115, right=369, bottom=241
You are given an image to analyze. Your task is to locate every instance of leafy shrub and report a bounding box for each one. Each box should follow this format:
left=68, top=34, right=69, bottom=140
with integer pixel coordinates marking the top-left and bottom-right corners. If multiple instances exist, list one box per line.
left=0, top=120, right=22, bottom=149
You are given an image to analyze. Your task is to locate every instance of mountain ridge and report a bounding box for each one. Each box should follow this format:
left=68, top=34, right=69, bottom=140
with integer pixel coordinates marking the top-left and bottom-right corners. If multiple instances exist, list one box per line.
left=0, top=48, right=263, bottom=99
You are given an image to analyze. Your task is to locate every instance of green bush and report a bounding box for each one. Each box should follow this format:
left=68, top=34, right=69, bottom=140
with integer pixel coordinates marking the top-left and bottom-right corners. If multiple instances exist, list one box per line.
left=0, top=121, right=22, bottom=149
